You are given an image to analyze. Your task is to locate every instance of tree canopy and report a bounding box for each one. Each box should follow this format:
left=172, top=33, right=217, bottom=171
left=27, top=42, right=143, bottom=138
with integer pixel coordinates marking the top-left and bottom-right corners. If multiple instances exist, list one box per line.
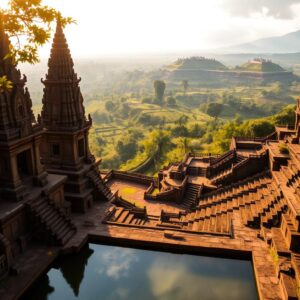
left=205, top=102, right=224, bottom=119
left=1, top=0, right=73, bottom=64
left=0, top=0, right=73, bottom=92
left=153, top=80, right=166, bottom=106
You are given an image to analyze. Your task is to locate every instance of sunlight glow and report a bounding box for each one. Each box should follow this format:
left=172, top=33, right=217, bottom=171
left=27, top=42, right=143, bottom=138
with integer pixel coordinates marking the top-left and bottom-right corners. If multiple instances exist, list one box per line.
left=2, top=0, right=300, bottom=57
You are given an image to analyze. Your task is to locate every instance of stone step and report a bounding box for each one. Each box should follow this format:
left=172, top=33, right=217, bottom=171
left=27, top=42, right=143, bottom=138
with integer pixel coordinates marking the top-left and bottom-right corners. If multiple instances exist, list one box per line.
left=125, top=214, right=134, bottom=224
left=113, top=208, right=124, bottom=220
left=117, top=211, right=130, bottom=223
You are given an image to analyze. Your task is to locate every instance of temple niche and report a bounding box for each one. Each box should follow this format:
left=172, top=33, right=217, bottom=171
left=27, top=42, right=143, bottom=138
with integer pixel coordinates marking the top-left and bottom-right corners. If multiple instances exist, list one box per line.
left=40, top=20, right=113, bottom=213
left=0, top=17, right=47, bottom=201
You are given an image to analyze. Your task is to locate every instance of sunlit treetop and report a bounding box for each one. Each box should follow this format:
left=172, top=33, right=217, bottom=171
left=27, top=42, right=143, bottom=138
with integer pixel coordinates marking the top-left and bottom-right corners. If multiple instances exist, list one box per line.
left=1, top=0, right=74, bottom=64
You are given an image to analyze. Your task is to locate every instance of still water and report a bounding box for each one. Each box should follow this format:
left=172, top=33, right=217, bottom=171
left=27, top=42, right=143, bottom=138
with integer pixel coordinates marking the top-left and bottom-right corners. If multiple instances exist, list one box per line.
left=23, top=243, right=258, bottom=300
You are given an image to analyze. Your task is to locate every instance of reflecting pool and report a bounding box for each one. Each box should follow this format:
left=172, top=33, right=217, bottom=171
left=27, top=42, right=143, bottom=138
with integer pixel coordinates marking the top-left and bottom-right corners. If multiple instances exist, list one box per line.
left=23, top=243, right=258, bottom=300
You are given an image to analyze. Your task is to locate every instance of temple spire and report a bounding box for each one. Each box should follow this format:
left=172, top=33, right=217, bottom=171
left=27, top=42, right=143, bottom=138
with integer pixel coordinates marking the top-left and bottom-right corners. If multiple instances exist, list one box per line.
left=0, top=13, right=37, bottom=141
left=41, top=19, right=87, bottom=130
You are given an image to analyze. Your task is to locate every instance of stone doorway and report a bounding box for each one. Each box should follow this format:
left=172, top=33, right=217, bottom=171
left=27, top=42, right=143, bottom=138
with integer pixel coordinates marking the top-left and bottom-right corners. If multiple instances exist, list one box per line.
left=17, top=150, right=32, bottom=180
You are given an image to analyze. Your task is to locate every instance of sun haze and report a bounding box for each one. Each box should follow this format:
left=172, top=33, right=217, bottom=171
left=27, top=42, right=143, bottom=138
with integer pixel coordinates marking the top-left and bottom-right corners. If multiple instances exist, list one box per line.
left=2, top=0, right=300, bottom=58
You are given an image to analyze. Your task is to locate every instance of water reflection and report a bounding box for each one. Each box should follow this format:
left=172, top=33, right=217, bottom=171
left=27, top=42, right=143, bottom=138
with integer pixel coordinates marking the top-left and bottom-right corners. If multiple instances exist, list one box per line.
left=22, top=244, right=258, bottom=300
left=95, top=247, right=138, bottom=279
left=147, top=257, right=255, bottom=299
left=60, top=245, right=94, bottom=296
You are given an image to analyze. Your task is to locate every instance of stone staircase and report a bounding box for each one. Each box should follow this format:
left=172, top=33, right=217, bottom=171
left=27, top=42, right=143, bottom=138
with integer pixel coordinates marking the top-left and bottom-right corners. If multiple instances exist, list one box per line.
left=181, top=183, right=201, bottom=210
left=28, top=197, right=76, bottom=246
left=104, top=206, right=151, bottom=226
left=87, top=169, right=114, bottom=201
left=210, top=167, right=232, bottom=185
left=198, top=167, right=207, bottom=177
left=185, top=173, right=287, bottom=230
left=209, top=154, right=246, bottom=185
left=180, top=209, right=232, bottom=234
left=104, top=205, right=231, bottom=235
left=258, top=157, right=300, bottom=300
left=210, top=149, right=235, bottom=167
left=210, top=153, right=267, bottom=186
left=236, top=154, right=246, bottom=163
left=264, top=213, right=300, bottom=299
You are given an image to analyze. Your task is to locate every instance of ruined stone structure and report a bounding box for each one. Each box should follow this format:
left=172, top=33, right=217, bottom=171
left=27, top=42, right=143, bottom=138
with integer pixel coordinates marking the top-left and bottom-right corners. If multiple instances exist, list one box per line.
left=103, top=104, right=300, bottom=299
left=2, top=19, right=300, bottom=300
left=40, top=20, right=113, bottom=213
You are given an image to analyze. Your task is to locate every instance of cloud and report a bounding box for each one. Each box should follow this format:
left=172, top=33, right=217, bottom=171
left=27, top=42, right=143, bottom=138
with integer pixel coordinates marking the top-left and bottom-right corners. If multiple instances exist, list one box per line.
left=147, top=257, right=256, bottom=300
left=222, top=0, right=300, bottom=19
left=95, top=248, right=139, bottom=280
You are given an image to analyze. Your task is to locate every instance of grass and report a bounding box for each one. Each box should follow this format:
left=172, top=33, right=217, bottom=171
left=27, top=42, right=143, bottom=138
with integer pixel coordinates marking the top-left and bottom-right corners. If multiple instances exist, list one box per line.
left=278, top=143, right=289, bottom=155
left=120, top=187, right=137, bottom=196
left=120, top=152, right=148, bottom=171
left=151, top=188, right=159, bottom=195
left=270, top=248, right=279, bottom=265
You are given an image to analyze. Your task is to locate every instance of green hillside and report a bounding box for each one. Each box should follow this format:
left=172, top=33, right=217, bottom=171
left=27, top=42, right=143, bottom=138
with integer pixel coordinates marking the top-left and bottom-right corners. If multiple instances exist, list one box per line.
left=236, top=59, right=285, bottom=72
left=169, top=57, right=228, bottom=71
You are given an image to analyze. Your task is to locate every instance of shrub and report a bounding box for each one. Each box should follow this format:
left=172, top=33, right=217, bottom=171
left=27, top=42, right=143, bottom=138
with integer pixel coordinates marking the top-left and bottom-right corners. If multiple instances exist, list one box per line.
left=278, top=143, right=289, bottom=155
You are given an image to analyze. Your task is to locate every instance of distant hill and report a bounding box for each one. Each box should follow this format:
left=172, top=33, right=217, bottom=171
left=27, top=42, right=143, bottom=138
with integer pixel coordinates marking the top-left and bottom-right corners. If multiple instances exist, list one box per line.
left=168, top=57, right=227, bottom=71
left=167, top=56, right=296, bottom=84
left=220, top=30, right=300, bottom=54
left=235, top=58, right=285, bottom=72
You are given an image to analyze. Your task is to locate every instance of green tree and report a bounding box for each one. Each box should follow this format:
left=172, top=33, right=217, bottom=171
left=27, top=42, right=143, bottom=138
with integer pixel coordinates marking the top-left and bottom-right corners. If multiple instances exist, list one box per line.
left=171, top=125, right=189, bottom=137
left=153, top=80, right=166, bottom=106
left=166, top=96, right=176, bottom=106
left=246, top=120, right=274, bottom=137
left=105, top=100, right=115, bottom=112
left=179, top=137, right=190, bottom=154
left=176, top=114, right=189, bottom=126
left=190, top=123, right=204, bottom=138
left=0, top=0, right=73, bottom=91
left=182, top=80, right=189, bottom=94
left=206, top=102, right=224, bottom=119
left=116, top=137, right=138, bottom=161
left=142, top=130, right=170, bottom=158
left=1, top=1, right=73, bottom=64
left=0, top=75, right=12, bottom=92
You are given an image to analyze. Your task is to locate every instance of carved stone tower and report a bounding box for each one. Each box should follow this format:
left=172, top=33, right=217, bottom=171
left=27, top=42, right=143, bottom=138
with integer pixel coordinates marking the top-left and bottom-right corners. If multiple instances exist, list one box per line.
left=41, top=20, right=113, bottom=212
left=0, top=16, right=75, bottom=260
left=0, top=17, right=47, bottom=201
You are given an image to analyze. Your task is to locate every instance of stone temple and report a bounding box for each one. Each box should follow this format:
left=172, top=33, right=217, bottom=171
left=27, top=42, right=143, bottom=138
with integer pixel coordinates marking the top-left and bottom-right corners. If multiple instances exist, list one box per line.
left=0, top=19, right=300, bottom=300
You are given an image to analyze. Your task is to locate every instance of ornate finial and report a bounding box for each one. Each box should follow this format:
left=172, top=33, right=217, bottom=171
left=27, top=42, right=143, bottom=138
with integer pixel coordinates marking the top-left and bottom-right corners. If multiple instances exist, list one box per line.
left=56, top=15, right=62, bottom=30
left=41, top=17, right=87, bottom=131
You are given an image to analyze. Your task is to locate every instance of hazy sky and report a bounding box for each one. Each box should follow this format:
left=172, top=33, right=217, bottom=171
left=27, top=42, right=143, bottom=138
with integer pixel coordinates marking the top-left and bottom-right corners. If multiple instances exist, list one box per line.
left=3, top=0, right=300, bottom=57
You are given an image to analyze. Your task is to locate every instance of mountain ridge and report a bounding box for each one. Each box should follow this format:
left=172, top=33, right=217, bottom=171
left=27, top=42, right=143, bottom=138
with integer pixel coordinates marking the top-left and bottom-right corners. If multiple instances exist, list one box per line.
left=217, top=30, right=300, bottom=54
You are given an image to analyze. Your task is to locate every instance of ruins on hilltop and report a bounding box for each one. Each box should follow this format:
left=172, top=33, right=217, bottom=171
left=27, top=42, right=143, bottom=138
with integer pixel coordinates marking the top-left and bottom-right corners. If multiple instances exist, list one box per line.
left=1, top=19, right=300, bottom=300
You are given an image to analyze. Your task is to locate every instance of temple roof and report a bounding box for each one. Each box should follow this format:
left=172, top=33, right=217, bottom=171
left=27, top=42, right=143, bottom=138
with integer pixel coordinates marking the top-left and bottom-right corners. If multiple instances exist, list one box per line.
left=0, top=14, right=38, bottom=141
left=41, top=19, right=89, bottom=131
